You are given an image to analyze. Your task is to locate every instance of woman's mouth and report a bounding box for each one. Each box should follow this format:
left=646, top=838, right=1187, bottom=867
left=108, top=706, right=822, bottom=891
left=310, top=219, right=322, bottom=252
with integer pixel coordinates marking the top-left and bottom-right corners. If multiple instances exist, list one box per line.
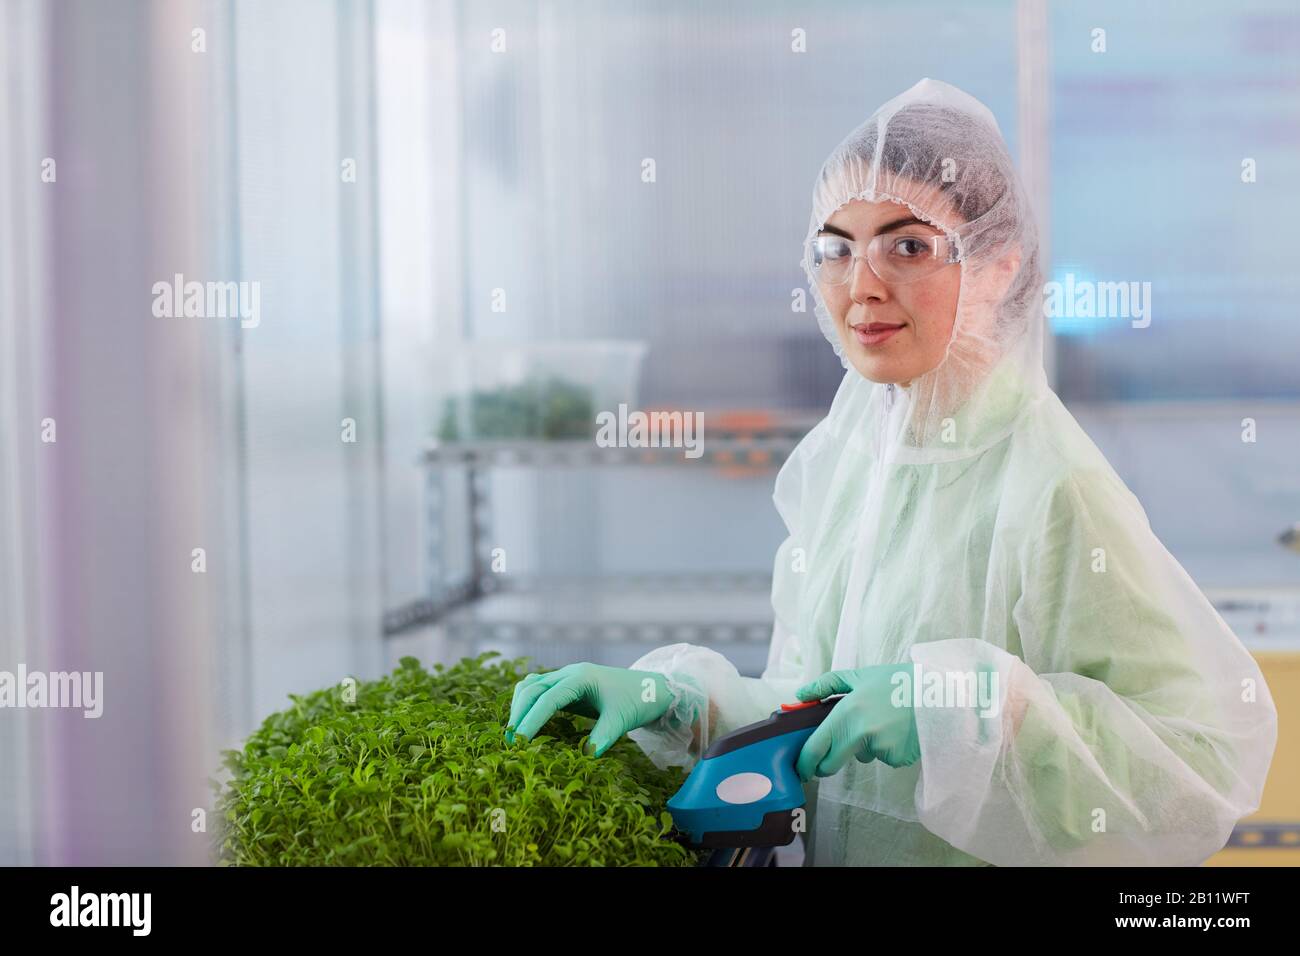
left=851, top=321, right=905, bottom=346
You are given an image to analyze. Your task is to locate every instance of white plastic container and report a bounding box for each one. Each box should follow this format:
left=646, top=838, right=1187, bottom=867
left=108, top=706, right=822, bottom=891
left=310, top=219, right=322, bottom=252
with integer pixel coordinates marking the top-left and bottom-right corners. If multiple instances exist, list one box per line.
left=432, top=340, right=647, bottom=442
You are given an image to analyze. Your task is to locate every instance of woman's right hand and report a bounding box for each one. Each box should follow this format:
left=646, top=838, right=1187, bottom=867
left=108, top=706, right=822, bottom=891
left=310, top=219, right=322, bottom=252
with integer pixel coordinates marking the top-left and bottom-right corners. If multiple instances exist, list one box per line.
left=505, top=663, right=672, bottom=757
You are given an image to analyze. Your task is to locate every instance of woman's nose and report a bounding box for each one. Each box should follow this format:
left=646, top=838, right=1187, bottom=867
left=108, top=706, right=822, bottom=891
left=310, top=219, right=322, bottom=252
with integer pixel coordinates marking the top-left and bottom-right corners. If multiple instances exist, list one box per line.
left=849, top=256, right=890, bottom=303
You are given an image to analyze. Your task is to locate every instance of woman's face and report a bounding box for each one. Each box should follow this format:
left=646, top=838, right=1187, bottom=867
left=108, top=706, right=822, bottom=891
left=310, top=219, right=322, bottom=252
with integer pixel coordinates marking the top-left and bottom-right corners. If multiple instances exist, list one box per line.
left=816, top=196, right=962, bottom=386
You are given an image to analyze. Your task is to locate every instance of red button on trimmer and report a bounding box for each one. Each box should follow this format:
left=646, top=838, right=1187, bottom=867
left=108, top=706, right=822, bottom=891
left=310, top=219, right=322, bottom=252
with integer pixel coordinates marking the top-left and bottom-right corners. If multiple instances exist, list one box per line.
left=780, top=699, right=822, bottom=712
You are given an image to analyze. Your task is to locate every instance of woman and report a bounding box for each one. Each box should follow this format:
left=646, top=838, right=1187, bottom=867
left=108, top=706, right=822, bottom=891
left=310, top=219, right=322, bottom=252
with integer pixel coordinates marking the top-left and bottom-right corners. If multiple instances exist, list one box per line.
left=506, top=78, right=1277, bottom=865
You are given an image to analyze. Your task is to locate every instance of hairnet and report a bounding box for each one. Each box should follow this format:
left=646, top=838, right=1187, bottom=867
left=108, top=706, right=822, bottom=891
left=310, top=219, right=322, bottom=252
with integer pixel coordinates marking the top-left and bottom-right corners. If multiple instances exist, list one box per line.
left=802, top=77, right=1045, bottom=457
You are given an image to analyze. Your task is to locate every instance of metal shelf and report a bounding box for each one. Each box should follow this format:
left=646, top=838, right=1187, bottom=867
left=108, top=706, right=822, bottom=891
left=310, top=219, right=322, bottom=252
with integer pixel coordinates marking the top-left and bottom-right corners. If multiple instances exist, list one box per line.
left=385, top=573, right=775, bottom=639
left=1206, top=586, right=1300, bottom=650
left=384, top=413, right=819, bottom=642
left=402, top=574, right=775, bottom=644
left=419, top=416, right=818, bottom=470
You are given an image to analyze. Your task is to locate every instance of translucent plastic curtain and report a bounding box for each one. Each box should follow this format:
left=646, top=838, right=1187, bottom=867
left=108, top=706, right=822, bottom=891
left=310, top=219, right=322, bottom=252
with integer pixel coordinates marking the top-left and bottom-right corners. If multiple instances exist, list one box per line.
left=0, top=0, right=386, bottom=865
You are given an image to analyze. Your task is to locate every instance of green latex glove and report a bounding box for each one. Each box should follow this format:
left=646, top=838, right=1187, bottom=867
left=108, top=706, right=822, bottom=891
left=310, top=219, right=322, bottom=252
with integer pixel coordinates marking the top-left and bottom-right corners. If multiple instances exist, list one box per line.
left=505, top=663, right=672, bottom=757
left=794, top=664, right=921, bottom=781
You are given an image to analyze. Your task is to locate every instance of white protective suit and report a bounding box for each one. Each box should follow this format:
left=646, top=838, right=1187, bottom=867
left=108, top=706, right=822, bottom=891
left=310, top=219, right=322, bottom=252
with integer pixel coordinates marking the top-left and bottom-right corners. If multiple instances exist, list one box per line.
left=628, top=78, right=1277, bottom=866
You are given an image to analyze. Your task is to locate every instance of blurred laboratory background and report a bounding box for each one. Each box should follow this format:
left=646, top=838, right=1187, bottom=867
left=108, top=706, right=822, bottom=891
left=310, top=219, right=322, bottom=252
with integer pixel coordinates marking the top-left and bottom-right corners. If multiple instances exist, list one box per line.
left=1, top=0, right=1298, bottom=864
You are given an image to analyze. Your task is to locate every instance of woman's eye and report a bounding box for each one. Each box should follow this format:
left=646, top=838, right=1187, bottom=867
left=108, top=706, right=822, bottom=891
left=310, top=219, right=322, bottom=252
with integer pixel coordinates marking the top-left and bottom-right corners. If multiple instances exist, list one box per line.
left=819, top=239, right=851, bottom=260
left=891, top=236, right=931, bottom=258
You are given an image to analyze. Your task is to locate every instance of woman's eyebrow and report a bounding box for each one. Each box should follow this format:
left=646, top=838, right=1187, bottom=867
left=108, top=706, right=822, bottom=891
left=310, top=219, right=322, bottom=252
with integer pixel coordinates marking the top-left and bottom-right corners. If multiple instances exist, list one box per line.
left=817, top=215, right=933, bottom=240
left=818, top=223, right=854, bottom=239
left=873, top=215, right=930, bottom=235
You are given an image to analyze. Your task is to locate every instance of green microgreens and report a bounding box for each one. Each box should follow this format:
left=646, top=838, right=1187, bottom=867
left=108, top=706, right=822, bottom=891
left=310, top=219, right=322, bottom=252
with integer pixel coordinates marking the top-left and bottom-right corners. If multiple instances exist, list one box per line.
left=212, top=652, right=703, bottom=866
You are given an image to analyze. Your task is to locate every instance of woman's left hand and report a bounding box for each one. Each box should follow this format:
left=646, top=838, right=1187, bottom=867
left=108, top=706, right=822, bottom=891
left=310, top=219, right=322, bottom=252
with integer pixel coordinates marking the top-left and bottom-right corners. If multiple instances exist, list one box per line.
left=794, top=665, right=921, bottom=781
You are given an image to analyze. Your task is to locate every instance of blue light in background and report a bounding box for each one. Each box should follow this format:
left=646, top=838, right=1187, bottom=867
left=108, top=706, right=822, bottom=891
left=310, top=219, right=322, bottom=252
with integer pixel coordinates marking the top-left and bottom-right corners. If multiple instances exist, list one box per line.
left=1045, top=266, right=1104, bottom=337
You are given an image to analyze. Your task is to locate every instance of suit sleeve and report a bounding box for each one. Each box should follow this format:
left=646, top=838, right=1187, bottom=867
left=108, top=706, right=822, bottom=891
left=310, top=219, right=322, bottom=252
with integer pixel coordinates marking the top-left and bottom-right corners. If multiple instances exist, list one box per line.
left=909, top=471, right=1277, bottom=865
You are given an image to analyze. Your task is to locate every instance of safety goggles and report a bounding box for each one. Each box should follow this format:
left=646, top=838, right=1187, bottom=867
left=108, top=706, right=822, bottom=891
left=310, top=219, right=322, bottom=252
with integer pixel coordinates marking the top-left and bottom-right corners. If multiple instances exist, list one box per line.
left=805, top=230, right=962, bottom=286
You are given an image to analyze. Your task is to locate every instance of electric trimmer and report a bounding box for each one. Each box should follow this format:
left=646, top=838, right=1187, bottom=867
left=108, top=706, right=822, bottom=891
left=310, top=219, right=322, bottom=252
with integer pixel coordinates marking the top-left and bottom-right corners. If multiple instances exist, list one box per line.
left=667, top=695, right=843, bottom=852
